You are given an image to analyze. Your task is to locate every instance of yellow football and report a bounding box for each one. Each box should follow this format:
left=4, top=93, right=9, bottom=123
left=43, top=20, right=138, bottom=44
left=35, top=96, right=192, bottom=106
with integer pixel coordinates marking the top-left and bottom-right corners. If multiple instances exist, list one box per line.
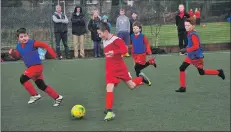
left=71, top=104, right=86, bottom=119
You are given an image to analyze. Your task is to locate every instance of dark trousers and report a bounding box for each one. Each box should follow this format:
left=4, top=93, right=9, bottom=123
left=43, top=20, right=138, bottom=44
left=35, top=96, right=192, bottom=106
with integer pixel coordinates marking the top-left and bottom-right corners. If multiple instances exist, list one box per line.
left=196, top=18, right=200, bottom=25
left=93, top=41, right=101, bottom=57
left=134, top=63, right=150, bottom=77
left=178, top=30, right=188, bottom=49
left=55, top=32, right=70, bottom=57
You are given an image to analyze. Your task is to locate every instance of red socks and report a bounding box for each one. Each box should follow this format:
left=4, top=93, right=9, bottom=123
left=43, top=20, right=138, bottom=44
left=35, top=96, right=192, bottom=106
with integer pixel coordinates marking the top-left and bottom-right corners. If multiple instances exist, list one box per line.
left=23, top=81, right=38, bottom=96
left=45, top=86, right=59, bottom=99
left=204, top=69, right=219, bottom=75
left=180, top=71, right=186, bottom=88
left=132, top=77, right=143, bottom=86
left=106, top=92, right=114, bottom=110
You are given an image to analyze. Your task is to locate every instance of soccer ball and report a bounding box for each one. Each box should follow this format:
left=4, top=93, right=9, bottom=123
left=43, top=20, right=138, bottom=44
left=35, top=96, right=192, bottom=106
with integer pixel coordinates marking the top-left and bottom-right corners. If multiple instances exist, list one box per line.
left=71, top=104, right=86, bottom=119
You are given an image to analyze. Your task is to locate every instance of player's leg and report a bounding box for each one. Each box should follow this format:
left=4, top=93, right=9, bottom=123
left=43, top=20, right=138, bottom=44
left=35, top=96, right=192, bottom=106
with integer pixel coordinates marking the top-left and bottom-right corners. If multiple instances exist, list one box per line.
left=104, top=83, right=116, bottom=121
left=123, top=31, right=130, bottom=57
left=192, top=58, right=225, bottom=80
left=125, top=73, right=151, bottom=89
left=176, top=58, right=191, bottom=92
left=197, top=67, right=225, bottom=80
left=22, top=66, right=42, bottom=104
left=33, top=74, right=63, bottom=107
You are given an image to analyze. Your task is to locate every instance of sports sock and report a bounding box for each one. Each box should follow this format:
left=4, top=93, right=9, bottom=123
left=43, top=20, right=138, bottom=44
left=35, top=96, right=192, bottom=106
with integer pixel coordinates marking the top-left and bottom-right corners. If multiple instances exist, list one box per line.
left=132, top=77, right=143, bottom=86
left=204, top=69, right=219, bottom=75
left=106, top=92, right=114, bottom=110
left=23, top=81, right=38, bottom=96
left=180, top=71, right=186, bottom=88
left=45, top=86, right=59, bottom=99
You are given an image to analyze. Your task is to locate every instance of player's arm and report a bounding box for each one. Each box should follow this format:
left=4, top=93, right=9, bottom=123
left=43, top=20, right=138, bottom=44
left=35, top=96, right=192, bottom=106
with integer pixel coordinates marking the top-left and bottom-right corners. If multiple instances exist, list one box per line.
left=186, top=35, right=199, bottom=52
left=33, top=41, right=56, bottom=58
left=143, top=35, right=152, bottom=55
left=113, top=39, right=128, bottom=55
left=9, top=49, right=21, bottom=59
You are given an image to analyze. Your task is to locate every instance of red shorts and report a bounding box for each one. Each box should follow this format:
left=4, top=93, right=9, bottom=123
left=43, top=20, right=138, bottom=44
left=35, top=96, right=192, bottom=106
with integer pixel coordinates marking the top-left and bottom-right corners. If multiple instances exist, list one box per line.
left=24, top=65, right=44, bottom=81
left=184, top=57, right=204, bottom=69
left=106, top=69, right=132, bottom=85
left=132, top=53, right=147, bottom=65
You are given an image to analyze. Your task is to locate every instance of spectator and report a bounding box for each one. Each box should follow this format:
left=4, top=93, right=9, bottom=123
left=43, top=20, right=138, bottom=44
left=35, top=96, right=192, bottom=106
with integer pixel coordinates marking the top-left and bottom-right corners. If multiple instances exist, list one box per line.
left=195, top=8, right=201, bottom=25
left=116, top=8, right=130, bottom=57
left=175, top=4, right=190, bottom=55
left=188, top=8, right=194, bottom=18
left=88, top=10, right=102, bottom=58
left=129, top=12, right=138, bottom=35
left=52, top=5, right=71, bottom=59
left=71, top=6, right=87, bottom=58
left=101, top=15, right=112, bottom=33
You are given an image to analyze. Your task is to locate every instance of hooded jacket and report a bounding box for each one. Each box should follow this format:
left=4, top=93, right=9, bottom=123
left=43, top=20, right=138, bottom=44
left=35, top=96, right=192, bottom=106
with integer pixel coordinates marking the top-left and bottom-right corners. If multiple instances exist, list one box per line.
left=71, top=6, right=87, bottom=35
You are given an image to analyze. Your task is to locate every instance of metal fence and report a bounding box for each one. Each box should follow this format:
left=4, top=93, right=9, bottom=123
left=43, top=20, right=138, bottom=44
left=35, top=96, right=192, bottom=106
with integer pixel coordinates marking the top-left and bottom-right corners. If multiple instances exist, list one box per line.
left=1, top=0, right=230, bottom=52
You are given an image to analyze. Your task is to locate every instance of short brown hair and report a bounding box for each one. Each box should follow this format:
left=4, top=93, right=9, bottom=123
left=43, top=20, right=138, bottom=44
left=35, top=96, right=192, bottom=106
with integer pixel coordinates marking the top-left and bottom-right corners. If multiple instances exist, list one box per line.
left=185, top=17, right=196, bottom=25
left=132, top=21, right=142, bottom=29
left=16, top=28, right=27, bottom=37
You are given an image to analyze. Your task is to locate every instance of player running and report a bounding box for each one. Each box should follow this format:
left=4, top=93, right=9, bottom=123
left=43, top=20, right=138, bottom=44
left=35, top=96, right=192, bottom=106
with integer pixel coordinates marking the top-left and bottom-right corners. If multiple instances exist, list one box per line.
left=9, top=28, right=63, bottom=106
left=130, top=21, right=157, bottom=86
left=97, top=23, right=151, bottom=121
left=176, top=18, right=225, bottom=92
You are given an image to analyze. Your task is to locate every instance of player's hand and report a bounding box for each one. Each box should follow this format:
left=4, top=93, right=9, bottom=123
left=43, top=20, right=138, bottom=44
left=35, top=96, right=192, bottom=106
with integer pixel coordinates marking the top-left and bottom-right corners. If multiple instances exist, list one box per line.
left=8, top=49, right=13, bottom=55
left=105, top=51, right=114, bottom=57
left=180, top=48, right=187, bottom=54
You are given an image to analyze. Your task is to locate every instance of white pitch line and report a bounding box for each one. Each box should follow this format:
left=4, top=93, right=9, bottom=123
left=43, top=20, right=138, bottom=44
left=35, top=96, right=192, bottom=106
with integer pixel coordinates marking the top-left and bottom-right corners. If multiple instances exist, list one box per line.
left=1, top=51, right=230, bottom=64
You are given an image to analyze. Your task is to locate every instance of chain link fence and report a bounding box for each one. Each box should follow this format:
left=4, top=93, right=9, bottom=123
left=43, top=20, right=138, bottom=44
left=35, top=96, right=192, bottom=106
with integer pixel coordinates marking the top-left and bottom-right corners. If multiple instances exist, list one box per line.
left=1, top=0, right=230, bottom=52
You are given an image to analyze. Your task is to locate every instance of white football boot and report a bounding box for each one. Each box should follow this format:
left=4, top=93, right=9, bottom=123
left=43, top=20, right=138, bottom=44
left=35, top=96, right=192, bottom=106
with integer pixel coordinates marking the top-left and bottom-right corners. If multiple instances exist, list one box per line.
left=53, top=95, right=63, bottom=107
left=28, top=94, right=41, bottom=104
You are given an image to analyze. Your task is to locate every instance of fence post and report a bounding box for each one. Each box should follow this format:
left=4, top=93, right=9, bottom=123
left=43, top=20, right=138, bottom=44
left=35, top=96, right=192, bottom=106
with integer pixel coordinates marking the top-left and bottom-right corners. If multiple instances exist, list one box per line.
left=49, top=1, right=54, bottom=48
left=185, top=0, right=189, bottom=12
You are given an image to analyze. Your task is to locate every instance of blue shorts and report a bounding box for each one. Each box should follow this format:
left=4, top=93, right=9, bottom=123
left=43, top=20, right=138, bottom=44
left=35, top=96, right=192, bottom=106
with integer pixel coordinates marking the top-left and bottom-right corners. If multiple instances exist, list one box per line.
left=117, top=31, right=130, bottom=45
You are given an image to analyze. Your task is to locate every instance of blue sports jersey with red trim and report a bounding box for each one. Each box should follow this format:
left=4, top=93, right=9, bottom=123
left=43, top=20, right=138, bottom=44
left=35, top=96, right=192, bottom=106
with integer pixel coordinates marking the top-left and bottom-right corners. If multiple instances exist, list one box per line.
left=131, top=33, right=146, bottom=54
left=16, top=40, right=41, bottom=67
left=187, top=32, right=204, bottom=59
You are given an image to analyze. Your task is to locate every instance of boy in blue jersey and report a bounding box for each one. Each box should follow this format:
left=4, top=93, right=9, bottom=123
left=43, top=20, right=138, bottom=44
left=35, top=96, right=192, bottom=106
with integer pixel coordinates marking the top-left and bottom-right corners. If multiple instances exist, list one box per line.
left=130, top=21, right=157, bottom=86
left=9, top=28, right=63, bottom=106
left=176, top=18, right=225, bottom=92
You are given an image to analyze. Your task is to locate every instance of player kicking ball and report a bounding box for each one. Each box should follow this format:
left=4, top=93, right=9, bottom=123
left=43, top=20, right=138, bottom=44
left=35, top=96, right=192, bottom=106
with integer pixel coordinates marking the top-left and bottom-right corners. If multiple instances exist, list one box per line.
left=131, top=21, right=157, bottom=86
left=9, top=28, right=63, bottom=106
left=176, top=18, right=225, bottom=92
left=97, top=23, right=151, bottom=121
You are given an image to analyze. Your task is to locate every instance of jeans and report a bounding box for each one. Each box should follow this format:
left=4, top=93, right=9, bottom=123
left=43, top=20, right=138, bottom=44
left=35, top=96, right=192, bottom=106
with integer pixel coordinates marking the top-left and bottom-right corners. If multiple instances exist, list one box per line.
left=55, top=32, right=70, bottom=57
left=93, top=41, right=101, bottom=57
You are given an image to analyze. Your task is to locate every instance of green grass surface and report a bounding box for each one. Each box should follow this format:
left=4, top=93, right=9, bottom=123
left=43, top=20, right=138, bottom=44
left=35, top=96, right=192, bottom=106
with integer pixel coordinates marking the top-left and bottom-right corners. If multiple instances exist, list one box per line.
left=1, top=22, right=230, bottom=50
left=1, top=51, right=230, bottom=131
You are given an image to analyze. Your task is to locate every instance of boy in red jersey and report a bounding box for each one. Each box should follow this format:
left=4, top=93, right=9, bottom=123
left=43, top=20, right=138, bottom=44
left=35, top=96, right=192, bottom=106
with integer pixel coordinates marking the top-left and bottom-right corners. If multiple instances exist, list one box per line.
left=9, top=28, right=63, bottom=106
left=97, top=23, right=150, bottom=121
left=131, top=21, right=157, bottom=86
left=176, top=18, right=225, bottom=92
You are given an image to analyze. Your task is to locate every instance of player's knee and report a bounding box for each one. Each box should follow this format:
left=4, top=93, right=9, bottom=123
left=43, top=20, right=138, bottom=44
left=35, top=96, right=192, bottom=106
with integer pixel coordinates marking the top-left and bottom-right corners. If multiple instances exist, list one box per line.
left=179, top=65, right=186, bottom=71
left=20, top=74, right=30, bottom=84
left=106, top=84, right=114, bottom=92
left=35, top=79, right=47, bottom=91
left=198, top=69, right=205, bottom=75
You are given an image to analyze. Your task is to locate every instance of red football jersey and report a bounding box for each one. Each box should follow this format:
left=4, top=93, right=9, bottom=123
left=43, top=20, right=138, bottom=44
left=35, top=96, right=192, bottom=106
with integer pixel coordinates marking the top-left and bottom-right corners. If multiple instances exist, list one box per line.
left=103, top=35, right=128, bottom=72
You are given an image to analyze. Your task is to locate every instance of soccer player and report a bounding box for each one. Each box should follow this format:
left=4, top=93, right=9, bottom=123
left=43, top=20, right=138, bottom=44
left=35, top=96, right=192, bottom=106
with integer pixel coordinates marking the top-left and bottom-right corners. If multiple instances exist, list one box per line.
left=9, top=28, right=63, bottom=106
left=131, top=21, right=157, bottom=86
left=97, top=23, right=150, bottom=121
left=176, top=18, right=225, bottom=92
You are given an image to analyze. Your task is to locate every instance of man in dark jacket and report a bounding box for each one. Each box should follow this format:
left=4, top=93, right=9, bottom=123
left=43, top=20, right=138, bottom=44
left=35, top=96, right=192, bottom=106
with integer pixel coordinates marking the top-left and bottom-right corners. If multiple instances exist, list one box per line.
left=52, top=5, right=71, bottom=59
left=175, top=4, right=190, bottom=55
left=71, top=6, right=87, bottom=58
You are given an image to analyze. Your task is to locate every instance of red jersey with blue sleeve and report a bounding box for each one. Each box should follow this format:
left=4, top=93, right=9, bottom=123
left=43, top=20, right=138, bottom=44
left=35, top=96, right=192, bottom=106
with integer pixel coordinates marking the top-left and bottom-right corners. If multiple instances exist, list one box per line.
left=103, top=35, right=131, bottom=84
left=131, top=33, right=152, bottom=65
left=11, top=40, right=56, bottom=67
